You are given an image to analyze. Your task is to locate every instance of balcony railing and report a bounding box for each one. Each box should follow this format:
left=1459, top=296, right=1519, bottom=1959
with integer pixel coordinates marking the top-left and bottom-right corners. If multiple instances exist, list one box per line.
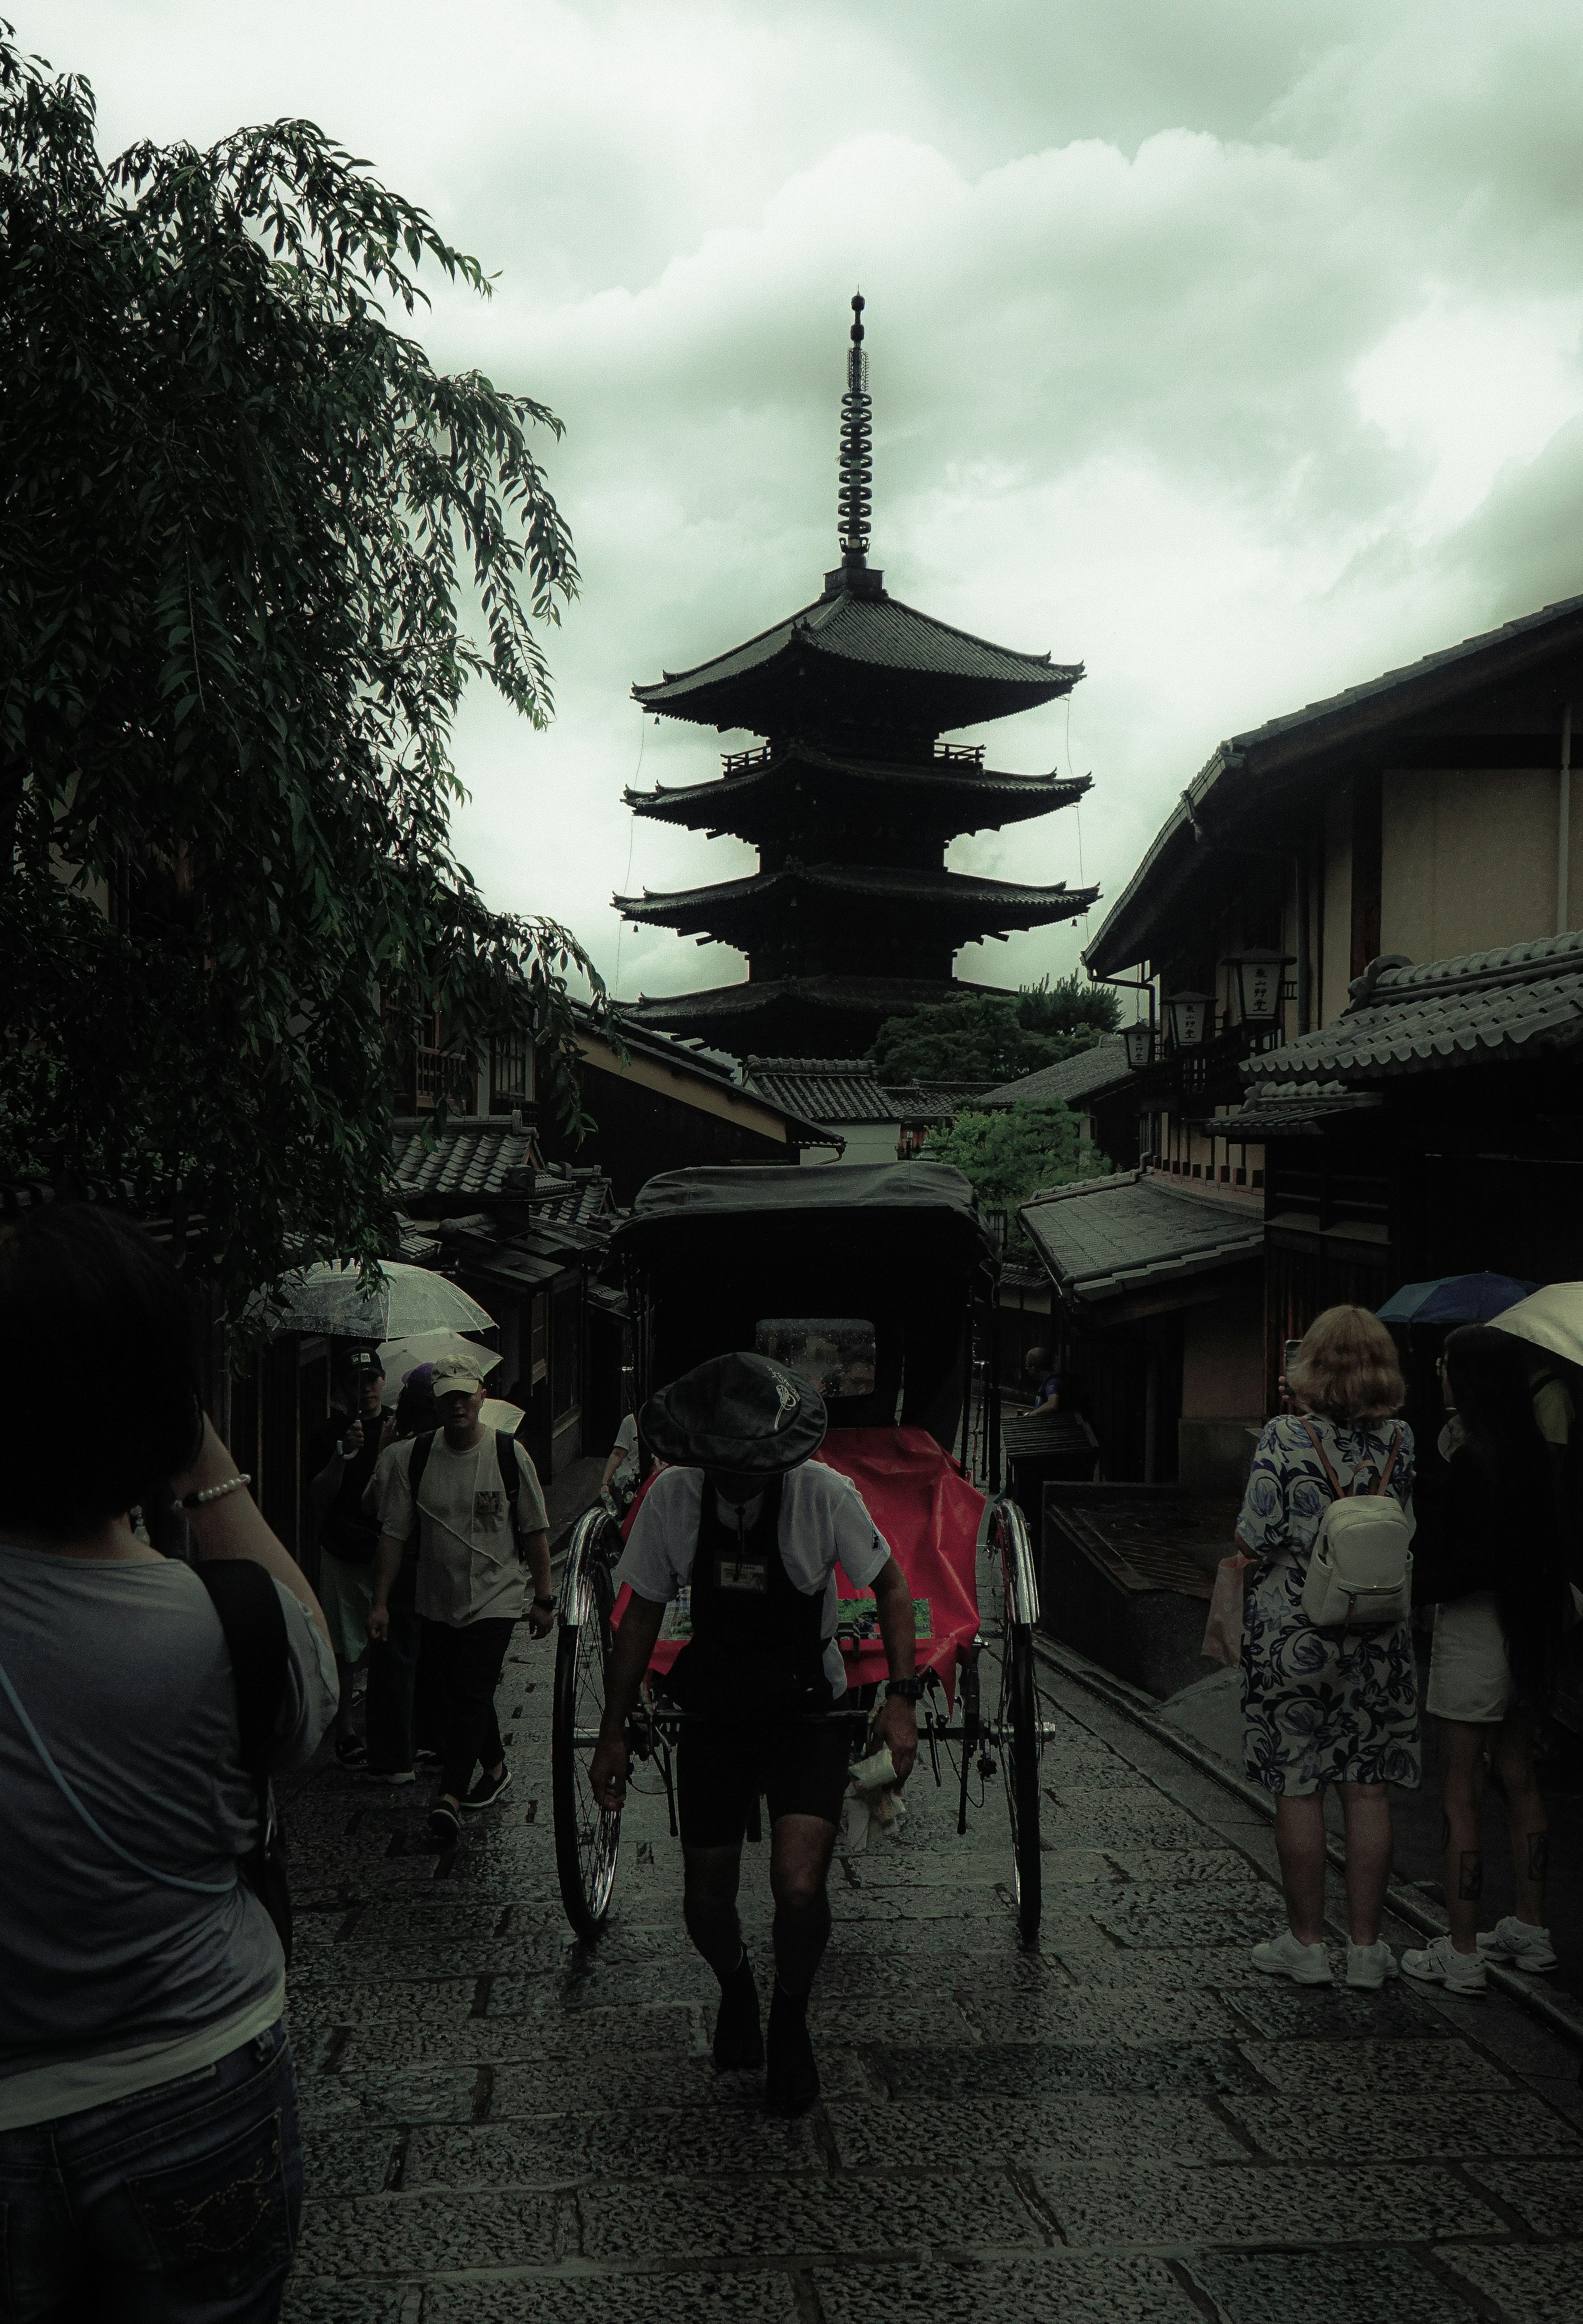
left=721, top=745, right=773, bottom=776
left=934, top=743, right=986, bottom=766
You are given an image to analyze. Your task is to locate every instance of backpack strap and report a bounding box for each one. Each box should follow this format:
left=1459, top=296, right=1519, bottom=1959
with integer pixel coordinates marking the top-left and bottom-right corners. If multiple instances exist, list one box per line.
left=1372, top=1426, right=1401, bottom=1498
left=194, top=1560, right=292, bottom=1772
left=1299, top=1418, right=1347, bottom=1501
left=404, top=1430, right=436, bottom=1554
left=496, top=1430, right=522, bottom=1558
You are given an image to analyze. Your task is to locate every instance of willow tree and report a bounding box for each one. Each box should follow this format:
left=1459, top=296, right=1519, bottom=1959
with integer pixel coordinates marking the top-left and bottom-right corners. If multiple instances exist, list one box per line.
left=0, top=29, right=603, bottom=1312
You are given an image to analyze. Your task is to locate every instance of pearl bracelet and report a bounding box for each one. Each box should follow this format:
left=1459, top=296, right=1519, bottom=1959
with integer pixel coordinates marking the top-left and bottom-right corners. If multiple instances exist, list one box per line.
left=171, top=1472, right=253, bottom=1515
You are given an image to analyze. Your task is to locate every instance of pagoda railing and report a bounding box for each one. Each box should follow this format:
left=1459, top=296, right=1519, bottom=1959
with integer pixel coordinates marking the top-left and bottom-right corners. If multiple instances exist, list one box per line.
left=721, top=745, right=773, bottom=776
left=934, top=743, right=985, bottom=767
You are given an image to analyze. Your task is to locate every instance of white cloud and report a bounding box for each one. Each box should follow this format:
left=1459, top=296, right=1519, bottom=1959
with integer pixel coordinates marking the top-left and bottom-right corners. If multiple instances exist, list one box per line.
left=28, top=0, right=1583, bottom=1003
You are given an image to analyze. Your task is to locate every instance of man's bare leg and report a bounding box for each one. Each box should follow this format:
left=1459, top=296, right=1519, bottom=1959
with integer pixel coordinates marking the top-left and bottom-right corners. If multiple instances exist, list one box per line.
left=766, top=1813, right=837, bottom=2113
left=683, top=1842, right=761, bottom=2068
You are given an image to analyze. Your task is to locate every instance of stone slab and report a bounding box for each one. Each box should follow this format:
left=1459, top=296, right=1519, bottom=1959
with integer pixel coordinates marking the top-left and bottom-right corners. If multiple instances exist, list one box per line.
left=1465, top=2158, right=1583, bottom=2238
left=872, top=2040, right=1264, bottom=2102
left=422, top=2276, right=802, bottom=2323
left=1225, top=2092, right=1583, bottom=2162
left=1242, top=2037, right=1518, bottom=2096
left=814, top=2255, right=1204, bottom=2323
left=1029, top=2160, right=1503, bottom=2249
left=1224, top=1983, right=1450, bottom=2043
left=280, top=2278, right=410, bottom=2324
left=1433, top=2244, right=1583, bottom=2324
left=295, top=2067, right=479, bottom=2126
left=827, top=2091, right=1245, bottom=2168
left=334, top=2013, right=700, bottom=2072
left=964, top=1987, right=1241, bottom=2047
left=297, top=2126, right=401, bottom=2199
left=1091, top=1895, right=1282, bottom=1949
left=1106, top=1848, right=1263, bottom=1885
left=578, top=2171, right=1048, bottom=2260
left=296, top=2188, right=569, bottom=2274
left=1187, top=2246, right=1484, bottom=2324
left=486, top=2049, right=875, bottom=2117
left=404, top=2108, right=823, bottom=2188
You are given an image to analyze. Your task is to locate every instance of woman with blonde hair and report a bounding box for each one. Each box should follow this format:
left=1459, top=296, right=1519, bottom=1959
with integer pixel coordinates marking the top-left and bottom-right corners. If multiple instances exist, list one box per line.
left=1234, top=1304, right=1419, bottom=1989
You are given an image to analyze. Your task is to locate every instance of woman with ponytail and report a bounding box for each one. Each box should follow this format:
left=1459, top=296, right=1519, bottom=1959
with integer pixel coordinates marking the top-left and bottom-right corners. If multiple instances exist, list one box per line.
left=1403, top=1324, right=1578, bottom=1996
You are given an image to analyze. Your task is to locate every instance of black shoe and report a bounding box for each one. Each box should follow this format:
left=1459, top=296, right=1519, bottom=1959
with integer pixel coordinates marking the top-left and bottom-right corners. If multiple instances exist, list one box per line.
left=333, top=1734, right=366, bottom=1767
left=427, top=1800, right=461, bottom=1848
left=463, top=1764, right=512, bottom=1812
left=712, top=1955, right=764, bottom=2072
left=765, top=1985, right=819, bottom=2114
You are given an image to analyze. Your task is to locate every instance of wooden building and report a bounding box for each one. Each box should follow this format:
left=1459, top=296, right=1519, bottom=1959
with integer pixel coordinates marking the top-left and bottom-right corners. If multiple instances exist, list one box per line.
left=614, top=298, right=1096, bottom=1058
left=1022, top=590, right=1583, bottom=1483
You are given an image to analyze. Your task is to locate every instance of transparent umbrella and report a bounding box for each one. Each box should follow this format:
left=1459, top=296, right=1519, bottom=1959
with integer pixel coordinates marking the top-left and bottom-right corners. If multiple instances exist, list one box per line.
left=259, top=1261, right=493, bottom=1340
left=378, top=1331, right=502, bottom=1388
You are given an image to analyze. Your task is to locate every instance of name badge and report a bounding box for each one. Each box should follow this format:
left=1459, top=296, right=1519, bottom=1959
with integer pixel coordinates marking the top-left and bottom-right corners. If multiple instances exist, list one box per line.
left=715, top=1556, right=767, bottom=1593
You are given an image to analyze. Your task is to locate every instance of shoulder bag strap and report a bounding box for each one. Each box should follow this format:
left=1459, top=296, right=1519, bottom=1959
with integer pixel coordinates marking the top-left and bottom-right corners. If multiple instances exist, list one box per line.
left=496, top=1430, right=522, bottom=1557
left=194, top=1560, right=292, bottom=1770
left=405, top=1430, right=436, bottom=1552
left=1299, top=1417, right=1346, bottom=1501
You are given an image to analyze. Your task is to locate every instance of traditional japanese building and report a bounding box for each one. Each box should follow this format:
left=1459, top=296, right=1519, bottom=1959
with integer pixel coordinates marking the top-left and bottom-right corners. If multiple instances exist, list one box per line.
left=615, top=297, right=1098, bottom=1057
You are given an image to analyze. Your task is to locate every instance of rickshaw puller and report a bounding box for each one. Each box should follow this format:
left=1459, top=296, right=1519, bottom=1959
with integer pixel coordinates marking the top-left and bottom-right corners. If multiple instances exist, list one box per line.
left=589, top=1352, right=920, bottom=2114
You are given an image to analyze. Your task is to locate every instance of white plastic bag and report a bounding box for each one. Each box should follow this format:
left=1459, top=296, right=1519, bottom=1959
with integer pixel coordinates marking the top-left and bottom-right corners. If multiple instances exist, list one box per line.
left=1201, top=1552, right=1255, bottom=1667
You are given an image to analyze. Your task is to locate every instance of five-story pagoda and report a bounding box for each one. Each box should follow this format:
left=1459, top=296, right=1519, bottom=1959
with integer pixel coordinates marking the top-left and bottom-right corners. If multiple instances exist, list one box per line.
left=616, top=298, right=1098, bottom=1057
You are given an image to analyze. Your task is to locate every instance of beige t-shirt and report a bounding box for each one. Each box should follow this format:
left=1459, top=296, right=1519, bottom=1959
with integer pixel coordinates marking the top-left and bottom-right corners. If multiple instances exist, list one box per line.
left=378, top=1433, right=549, bottom=1627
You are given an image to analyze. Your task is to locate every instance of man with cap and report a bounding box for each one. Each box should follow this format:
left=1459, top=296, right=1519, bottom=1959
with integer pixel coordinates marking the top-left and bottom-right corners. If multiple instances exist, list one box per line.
left=306, top=1348, right=394, bottom=1766
left=589, top=1351, right=920, bottom=2114
left=369, top=1353, right=556, bottom=1846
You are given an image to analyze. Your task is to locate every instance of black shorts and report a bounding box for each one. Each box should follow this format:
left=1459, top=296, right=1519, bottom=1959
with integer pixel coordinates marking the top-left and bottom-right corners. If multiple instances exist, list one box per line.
left=676, top=1716, right=853, bottom=1849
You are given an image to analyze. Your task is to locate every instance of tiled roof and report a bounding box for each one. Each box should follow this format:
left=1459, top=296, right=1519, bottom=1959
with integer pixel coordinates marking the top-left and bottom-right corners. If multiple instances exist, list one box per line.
left=1019, top=1170, right=1264, bottom=1306
left=390, top=1121, right=535, bottom=1200
left=1241, top=930, right=1583, bottom=1088
left=1085, top=591, right=1583, bottom=976
left=983, top=1035, right=1131, bottom=1108
left=742, top=1060, right=997, bottom=1125
left=616, top=860, right=1095, bottom=933
left=627, top=743, right=1088, bottom=830
left=629, top=974, right=997, bottom=1029
left=634, top=588, right=1078, bottom=706
left=1198, top=1088, right=1383, bottom=1138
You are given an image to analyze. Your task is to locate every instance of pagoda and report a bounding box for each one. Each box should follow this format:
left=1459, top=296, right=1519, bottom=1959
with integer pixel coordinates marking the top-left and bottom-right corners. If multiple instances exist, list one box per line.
left=615, top=296, right=1098, bottom=1057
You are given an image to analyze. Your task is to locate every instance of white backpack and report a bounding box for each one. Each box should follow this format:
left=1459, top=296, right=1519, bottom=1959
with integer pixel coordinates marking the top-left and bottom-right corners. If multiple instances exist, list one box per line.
left=1299, top=1419, right=1414, bottom=1630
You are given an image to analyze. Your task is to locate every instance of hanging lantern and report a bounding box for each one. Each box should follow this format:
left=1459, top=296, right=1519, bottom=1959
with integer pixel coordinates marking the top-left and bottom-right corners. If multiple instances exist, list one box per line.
left=1221, top=948, right=1293, bottom=1028
left=1167, top=990, right=1212, bottom=1048
left=1122, top=1021, right=1155, bottom=1070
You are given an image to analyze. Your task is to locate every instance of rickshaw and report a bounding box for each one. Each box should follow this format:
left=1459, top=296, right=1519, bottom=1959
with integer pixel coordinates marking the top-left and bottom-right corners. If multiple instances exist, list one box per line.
left=550, top=1161, right=1045, bottom=1943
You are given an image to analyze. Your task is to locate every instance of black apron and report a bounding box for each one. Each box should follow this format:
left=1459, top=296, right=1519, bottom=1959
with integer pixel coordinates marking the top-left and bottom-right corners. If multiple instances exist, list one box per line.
left=665, top=1477, right=833, bottom=1719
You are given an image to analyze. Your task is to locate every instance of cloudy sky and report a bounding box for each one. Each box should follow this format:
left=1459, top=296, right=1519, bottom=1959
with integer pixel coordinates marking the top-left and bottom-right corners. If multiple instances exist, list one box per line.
left=35, top=2, right=1583, bottom=1003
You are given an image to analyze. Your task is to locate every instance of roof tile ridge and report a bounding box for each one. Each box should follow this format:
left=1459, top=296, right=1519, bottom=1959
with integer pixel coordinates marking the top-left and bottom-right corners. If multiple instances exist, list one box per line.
left=870, top=589, right=1070, bottom=672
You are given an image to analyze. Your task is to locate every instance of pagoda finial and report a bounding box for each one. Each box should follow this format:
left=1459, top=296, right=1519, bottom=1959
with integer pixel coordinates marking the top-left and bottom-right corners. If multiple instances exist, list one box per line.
left=837, top=292, right=872, bottom=574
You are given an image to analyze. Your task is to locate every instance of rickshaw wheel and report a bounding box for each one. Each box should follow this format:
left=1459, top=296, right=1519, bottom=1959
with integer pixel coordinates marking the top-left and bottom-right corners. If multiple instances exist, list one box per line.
left=552, top=1512, right=622, bottom=1939
left=990, top=1497, right=1043, bottom=1940
left=1001, top=1624, right=1043, bottom=1940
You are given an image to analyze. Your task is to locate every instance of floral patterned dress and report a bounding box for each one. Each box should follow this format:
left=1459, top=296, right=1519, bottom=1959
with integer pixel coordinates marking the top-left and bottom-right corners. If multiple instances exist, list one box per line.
left=1236, top=1413, right=1421, bottom=1796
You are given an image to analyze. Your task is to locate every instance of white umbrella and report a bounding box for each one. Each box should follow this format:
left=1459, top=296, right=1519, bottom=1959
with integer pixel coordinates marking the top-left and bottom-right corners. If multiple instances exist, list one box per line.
left=378, top=1331, right=502, bottom=1388
left=1491, top=1282, right=1583, bottom=1367
left=480, top=1398, right=526, bottom=1436
left=261, top=1261, right=493, bottom=1339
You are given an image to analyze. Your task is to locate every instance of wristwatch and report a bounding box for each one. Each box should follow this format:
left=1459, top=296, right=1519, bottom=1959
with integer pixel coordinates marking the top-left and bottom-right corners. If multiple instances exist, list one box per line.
left=532, top=1593, right=557, bottom=1613
left=883, top=1677, right=924, bottom=1705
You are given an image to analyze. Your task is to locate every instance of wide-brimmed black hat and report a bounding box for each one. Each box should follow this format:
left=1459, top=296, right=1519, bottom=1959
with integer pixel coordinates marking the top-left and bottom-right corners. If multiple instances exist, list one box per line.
left=640, top=1351, right=827, bottom=1476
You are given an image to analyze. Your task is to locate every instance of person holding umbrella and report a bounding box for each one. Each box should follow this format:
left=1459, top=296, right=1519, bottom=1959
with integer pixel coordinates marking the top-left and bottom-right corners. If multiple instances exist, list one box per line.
left=1402, top=1325, right=1577, bottom=1993
left=305, top=1349, right=393, bottom=1766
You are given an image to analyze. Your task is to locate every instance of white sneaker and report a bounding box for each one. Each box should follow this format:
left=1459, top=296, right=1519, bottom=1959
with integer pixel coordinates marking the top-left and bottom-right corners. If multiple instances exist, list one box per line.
left=1477, top=1916, right=1559, bottom=1974
left=1401, top=1932, right=1487, bottom=1995
left=1251, top=1928, right=1334, bottom=1985
left=1346, top=1939, right=1399, bottom=1990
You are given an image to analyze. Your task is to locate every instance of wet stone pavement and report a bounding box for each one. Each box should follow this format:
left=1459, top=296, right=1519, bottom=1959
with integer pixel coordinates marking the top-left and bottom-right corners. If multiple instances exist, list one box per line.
left=278, top=1606, right=1583, bottom=2324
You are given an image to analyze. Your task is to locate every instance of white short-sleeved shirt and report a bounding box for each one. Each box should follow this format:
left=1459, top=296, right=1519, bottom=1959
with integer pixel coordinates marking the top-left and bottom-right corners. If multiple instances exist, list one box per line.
left=376, top=1433, right=549, bottom=1627
left=613, top=1461, right=892, bottom=1696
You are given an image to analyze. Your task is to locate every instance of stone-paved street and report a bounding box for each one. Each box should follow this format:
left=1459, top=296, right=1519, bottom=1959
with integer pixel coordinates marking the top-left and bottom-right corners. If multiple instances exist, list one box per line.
left=278, top=1596, right=1583, bottom=2324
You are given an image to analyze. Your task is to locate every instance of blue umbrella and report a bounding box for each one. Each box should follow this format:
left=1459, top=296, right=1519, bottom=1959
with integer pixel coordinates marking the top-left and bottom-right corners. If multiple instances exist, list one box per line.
left=1377, top=1273, right=1538, bottom=1327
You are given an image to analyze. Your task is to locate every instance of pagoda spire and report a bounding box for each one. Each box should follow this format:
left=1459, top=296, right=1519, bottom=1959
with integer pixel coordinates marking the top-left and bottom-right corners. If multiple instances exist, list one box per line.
left=827, top=294, right=882, bottom=599
left=838, top=294, right=872, bottom=571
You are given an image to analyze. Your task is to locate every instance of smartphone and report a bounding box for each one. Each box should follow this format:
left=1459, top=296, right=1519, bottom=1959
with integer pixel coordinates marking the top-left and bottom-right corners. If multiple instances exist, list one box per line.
left=1283, top=1338, right=1303, bottom=1374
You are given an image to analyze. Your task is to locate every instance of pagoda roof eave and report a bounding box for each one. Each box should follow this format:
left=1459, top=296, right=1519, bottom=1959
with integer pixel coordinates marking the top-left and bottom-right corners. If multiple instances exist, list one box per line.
left=625, top=750, right=1091, bottom=832
left=627, top=973, right=1014, bottom=1029
left=631, top=586, right=1082, bottom=733
left=615, top=861, right=1100, bottom=936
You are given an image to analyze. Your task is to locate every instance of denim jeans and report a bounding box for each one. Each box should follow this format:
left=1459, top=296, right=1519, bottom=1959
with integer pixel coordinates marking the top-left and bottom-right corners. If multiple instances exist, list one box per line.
left=0, top=2020, right=303, bottom=2323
